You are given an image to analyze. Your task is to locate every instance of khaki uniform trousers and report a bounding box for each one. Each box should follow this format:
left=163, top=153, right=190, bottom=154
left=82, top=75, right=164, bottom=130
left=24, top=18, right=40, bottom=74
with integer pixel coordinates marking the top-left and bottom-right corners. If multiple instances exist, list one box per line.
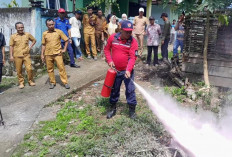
left=95, top=32, right=103, bottom=52
left=45, top=54, right=68, bottom=85
left=84, top=33, right=97, bottom=56
left=14, top=54, right=33, bottom=85
left=134, top=34, right=144, bottom=56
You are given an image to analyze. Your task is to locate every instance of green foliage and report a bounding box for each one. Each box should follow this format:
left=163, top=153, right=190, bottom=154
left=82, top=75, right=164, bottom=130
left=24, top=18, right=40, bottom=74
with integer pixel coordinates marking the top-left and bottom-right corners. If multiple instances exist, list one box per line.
left=87, top=0, right=120, bottom=13
left=164, top=86, right=187, bottom=103
left=171, top=86, right=187, bottom=96
left=158, top=51, right=173, bottom=59
left=3, top=0, right=19, bottom=8
left=164, top=0, right=232, bottom=14
left=218, top=14, right=229, bottom=26
left=0, top=77, right=18, bottom=90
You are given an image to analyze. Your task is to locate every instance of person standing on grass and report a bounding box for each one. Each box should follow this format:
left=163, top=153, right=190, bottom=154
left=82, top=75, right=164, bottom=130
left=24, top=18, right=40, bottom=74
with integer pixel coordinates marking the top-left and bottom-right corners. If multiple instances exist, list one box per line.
left=173, top=14, right=185, bottom=57
left=9, top=22, right=36, bottom=89
left=133, top=7, right=149, bottom=57
left=160, top=13, right=171, bottom=62
left=170, top=19, right=176, bottom=45
left=41, top=19, right=70, bottom=89
left=83, top=6, right=98, bottom=60
left=0, top=32, right=6, bottom=94
left=69, top=10, right=83, bottom=61
left=54, top=8, right=80, bottom=68
left=95, top=9, right=107, bottom=56
left=146, top=16, right=161, bottom=67
left=104, top=20, right=138, bottom=119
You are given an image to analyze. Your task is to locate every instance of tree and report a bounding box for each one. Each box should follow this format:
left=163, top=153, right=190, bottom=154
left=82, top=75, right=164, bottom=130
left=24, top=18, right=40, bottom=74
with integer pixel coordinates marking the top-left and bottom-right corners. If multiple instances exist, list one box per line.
left=87, top=0, right=120, bottom=15
left=3, top=0, right=19, bottom=8
left=164, top=0, right=232, bottom=88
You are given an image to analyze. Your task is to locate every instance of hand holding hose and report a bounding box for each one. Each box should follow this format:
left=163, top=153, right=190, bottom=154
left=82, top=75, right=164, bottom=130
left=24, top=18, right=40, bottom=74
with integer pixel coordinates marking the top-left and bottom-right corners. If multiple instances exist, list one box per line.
left=125, top=71, right=131, bottom=78
left=108, top=61, right=115, bottom=69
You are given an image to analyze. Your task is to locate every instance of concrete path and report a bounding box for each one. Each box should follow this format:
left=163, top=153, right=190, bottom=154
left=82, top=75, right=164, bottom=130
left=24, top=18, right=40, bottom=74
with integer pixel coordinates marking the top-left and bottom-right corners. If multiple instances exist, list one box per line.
left=0, top=59, right=108, bottom=157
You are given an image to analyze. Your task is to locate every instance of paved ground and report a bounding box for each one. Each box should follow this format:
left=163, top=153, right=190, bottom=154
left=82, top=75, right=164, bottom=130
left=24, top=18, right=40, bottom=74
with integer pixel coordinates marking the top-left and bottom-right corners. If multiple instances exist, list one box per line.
left=0, top=59, right=108, bottom=157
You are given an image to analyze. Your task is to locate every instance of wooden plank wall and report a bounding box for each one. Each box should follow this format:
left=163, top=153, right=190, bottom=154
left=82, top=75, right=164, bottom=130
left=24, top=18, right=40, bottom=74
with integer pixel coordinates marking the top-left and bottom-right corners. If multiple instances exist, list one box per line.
left=182, top=15, right=232, bottom=88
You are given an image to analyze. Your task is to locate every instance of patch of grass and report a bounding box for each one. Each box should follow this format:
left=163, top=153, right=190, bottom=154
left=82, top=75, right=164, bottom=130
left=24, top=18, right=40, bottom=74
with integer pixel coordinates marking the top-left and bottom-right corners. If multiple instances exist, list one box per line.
left=193, top=81, right=206, bottom=88
left=171, top=86, right=186, bottom=96
left=158, top=51, right=173, bottom=59
left=13, top=89, right=170, bottom=157
left=0, top=77, right=18, bottom=90
left=38, top=147, right=49, bottom=157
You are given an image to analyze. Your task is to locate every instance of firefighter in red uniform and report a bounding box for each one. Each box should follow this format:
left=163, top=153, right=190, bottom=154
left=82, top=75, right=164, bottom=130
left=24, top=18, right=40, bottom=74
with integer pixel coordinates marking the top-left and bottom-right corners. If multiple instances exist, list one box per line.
left=104, top=20, right=138, bottom=119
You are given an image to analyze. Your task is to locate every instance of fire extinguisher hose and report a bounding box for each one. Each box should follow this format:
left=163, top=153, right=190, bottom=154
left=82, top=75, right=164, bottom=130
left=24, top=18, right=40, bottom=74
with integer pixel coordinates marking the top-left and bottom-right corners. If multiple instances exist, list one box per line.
left=103, top=84, right=114, bottom=89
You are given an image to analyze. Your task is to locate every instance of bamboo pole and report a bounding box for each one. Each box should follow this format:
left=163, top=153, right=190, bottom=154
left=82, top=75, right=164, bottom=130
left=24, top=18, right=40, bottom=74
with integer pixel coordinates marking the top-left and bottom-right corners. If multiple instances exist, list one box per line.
left=203, top=11, right=210, bottom=88
left=146, top=0, right=152, bottom=18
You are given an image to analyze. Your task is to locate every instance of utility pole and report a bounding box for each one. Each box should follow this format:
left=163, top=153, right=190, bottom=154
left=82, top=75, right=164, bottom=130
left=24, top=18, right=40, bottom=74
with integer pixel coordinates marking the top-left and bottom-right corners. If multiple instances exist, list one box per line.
left=72, top=0, right=76, bottom=12
left=146, top=0, right=152, bottom=18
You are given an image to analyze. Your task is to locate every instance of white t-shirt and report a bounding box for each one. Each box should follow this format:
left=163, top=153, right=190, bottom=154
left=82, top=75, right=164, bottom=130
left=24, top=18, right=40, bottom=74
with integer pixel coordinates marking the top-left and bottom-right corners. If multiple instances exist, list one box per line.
left=69, top=17, right=82, bottom=38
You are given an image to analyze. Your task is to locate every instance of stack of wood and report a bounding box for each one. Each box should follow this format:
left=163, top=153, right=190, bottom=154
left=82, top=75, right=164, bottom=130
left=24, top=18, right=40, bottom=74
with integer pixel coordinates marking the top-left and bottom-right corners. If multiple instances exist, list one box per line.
left=182, top=13, right=232, bottom=88
left=184, top=15, right=218, bottom=55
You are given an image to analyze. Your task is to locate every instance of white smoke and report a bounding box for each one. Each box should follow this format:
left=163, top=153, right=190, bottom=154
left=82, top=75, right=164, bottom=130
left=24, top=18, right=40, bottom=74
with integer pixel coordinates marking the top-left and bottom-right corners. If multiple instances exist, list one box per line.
left=134, top=82, right=232, bottom=157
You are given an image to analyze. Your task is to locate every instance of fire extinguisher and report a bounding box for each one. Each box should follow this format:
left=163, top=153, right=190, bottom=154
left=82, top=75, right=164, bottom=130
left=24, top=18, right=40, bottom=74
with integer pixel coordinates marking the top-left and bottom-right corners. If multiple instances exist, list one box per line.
left=101, top=68, right=117, bottom=97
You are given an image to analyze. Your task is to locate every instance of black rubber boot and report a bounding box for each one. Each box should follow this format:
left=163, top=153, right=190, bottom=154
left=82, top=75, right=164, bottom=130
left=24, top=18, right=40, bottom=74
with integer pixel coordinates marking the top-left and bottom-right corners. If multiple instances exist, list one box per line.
left=129, top=105, right=136, bottom=119
left=107, top=103, right=116, bottom=119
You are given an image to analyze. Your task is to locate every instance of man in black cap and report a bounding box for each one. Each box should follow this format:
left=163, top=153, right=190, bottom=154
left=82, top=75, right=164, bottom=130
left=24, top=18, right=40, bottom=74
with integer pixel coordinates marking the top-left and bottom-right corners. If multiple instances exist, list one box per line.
left=160, top=13, right=171, bottom=62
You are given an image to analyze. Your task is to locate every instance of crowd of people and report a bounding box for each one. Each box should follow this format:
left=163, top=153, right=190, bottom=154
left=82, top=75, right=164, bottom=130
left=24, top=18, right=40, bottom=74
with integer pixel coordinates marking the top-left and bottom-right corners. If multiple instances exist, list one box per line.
left=0, top=6, right=185, bottom=118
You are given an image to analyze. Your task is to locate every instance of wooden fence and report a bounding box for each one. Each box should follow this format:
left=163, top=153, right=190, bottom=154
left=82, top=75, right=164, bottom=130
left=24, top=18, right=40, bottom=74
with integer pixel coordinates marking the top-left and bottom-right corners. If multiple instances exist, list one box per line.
left=182, top=14, right=232, bottom=88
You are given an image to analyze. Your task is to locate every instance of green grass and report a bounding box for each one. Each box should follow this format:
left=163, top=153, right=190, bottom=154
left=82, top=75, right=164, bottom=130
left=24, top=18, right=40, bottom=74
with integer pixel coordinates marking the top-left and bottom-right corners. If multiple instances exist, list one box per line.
left=0, top=77, right=18, bottom=90
left=13, top=95, right=167, bottom=157
left=158, top=51, right=174, bottom=59
left=164, top=86, right=187, bottom=103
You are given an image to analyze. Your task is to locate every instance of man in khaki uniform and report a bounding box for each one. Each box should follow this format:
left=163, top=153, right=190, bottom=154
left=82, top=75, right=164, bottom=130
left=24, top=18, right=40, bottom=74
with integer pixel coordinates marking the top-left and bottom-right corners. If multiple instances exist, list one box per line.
left=95, top=9, right=106, bottom=54
left=10, top=22, right=36, bottom=89
left=41, top=19, right=70, bottom=89
left=83, top=6, right=98, bottom=60
left=133, top=8, right=149, bottom=57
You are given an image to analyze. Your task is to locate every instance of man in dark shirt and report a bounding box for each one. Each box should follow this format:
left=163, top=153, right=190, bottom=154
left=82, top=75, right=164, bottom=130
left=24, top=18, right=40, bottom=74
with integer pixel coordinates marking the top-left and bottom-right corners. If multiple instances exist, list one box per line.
left=0, top=32, right=6, bottom=94
left=160, top=13, right=171, bottom=61
left=54, top=8, right=80, bottom=68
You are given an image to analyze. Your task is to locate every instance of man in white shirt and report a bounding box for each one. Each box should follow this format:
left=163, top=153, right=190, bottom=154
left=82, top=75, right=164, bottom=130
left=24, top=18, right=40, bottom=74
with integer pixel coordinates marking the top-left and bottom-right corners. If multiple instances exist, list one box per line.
left=69, top=10, right=83, bottom=60
left=133, top=8, right=149, bottom=57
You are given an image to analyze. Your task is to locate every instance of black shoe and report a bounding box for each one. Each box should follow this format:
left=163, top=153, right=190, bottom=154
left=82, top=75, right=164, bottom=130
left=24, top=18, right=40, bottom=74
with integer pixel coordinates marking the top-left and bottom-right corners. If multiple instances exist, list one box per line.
left=129, top=105, right=136, bottom=119
left=65, top=84, right=70, bottom=89
left=49, top=84, right=56, bottom=89
left=70, top=64, right=80, bottom=68
left=106, top=104, right=116, bottom=119
left=0, top=89, right=4, bottom=95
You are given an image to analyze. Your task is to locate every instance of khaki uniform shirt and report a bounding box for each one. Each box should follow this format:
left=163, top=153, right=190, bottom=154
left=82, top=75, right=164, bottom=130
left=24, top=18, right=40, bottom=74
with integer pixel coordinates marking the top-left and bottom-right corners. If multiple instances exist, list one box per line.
left=133, top=16, right=149, bottom=35
left=95, top=16, right=107, bottom=34
left=42, top=29, right=68, bottom=56
left=83, top=14, right=97, bottom=34
left=9, top=32, right=36, bottom=57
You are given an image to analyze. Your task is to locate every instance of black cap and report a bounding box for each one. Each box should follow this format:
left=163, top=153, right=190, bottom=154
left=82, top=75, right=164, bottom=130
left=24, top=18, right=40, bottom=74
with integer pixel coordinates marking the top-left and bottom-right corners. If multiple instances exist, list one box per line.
left=160, top=13, right=168, bottom=18
left=149, top=16, right=155, bottom=20
left=75, top=10, right=82, bottom=14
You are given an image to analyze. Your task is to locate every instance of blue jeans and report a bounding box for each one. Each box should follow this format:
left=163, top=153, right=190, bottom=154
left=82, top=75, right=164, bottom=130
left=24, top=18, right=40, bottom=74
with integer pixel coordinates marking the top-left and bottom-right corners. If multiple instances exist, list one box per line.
left=72, top=37, right=82, bottom=59
left=61, top=42, right=75, bottom=66
left=173, top=39, right=184, bottom=56
left=110, top=70, right=137, bottom=106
